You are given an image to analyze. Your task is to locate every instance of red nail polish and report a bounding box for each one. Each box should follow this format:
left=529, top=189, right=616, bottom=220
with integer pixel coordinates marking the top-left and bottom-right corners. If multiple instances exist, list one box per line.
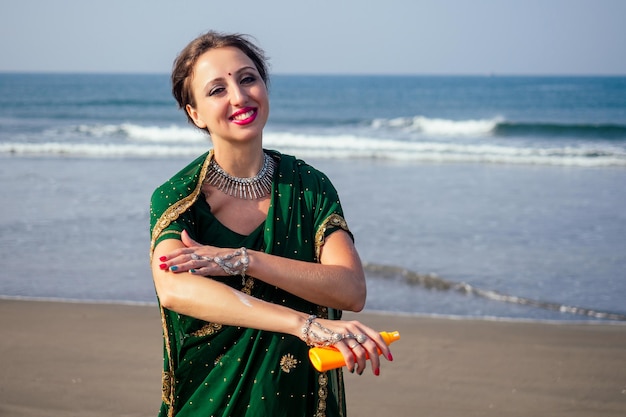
left=387, top=352, right=394, bottom=361
left=159, top=263, right=168, bottom=270
left=374, top=368, right=380, bottom=376
left=159, top=256, right=167, bottom=262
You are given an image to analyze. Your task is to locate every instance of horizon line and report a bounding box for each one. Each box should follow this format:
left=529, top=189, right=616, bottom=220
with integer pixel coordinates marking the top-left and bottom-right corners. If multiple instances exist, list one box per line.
left=1, top=70, right=626, bottom=77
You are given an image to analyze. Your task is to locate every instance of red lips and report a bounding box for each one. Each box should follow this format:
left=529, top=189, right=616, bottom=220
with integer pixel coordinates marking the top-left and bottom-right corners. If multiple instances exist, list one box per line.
left=229, top=107, right=258, bottom=125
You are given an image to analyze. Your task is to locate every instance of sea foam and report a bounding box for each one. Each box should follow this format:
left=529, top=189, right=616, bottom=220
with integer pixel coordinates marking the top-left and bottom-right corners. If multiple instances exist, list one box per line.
left=2, top=121, right=625, bottom=167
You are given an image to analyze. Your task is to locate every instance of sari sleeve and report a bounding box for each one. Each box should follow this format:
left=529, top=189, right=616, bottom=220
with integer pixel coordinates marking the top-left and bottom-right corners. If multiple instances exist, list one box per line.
left=149, top=185, right=189, bottom=251
left=151, top=213, right=186, bottom=247
left=300, top=163, right=354, bottom=262
left=149, top=151, right=212, bottom=257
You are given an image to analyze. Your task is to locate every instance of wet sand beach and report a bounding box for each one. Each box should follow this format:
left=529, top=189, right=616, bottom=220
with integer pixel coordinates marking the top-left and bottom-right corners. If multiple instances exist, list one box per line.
left=1, top=299, right=624, bottom=416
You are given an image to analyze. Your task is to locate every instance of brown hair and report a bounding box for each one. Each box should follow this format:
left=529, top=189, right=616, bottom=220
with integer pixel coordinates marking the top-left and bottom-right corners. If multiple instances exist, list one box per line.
left=171, top=31, right=270, bottom=125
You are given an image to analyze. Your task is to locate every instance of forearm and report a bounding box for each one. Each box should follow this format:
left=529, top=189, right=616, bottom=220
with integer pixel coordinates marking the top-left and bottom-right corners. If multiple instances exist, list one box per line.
left=162, top=273, right=305, bottom=335
left=247, top=251, right=365, bottom=311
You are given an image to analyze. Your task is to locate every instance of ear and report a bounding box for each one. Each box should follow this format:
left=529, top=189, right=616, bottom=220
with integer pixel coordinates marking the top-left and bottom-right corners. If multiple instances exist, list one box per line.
left=186, top=104, right=207, bottom=129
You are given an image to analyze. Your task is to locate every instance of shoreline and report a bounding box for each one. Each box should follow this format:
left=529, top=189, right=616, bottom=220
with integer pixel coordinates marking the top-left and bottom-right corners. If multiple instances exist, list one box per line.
left=1, top=299, right=625, bottom=416
left=2, top=294, right=625, bottom=326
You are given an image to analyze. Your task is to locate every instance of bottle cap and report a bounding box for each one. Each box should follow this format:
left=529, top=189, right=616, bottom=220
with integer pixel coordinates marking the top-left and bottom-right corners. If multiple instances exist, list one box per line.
left=380, top=331, right=401, bottom=344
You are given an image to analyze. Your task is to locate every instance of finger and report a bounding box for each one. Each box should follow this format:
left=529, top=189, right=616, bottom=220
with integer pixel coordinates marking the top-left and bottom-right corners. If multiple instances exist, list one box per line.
left=181, top=229, right=201, bottom=248
left=168, top=255, right=206, bottom=273
left=159, top=247, right=194, bottom=262
left=189, top=265, right=214, bottom=276
left=332, top=341, right=357, bottom=373
left=361, top=338, right=381, bottom=375
left=360, top=327, right=392, bottom=362
left=349, top=343, right=368, bottom=375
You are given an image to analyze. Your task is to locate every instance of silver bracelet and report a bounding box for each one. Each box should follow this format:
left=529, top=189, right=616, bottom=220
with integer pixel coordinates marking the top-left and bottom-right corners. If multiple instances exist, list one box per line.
left=301, top=314, right=343, bottom=347
left=213, top=247, right=249, bottom=285
left=301, top=315, right=317, bottom=345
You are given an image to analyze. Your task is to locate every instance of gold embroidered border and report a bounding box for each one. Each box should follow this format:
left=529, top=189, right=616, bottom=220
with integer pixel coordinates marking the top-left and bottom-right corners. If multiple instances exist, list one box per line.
left=313, top=305, right=329, bottom=416
left=162, top=369, right=173, bottom=404
left=315, top=372, right=329, bottom=417
left=241, top=276, right=254, bottom=295
left=190, top=322, right=223, bottom=337
left=159, top=230, right=182, bottom=239
left=314, top=214, right=349, bottom=261
left=149, top=150, right=214, bottom=260
left=160, top=307, right=176, bottom=417
left=150, top=152, right=213, bottom=417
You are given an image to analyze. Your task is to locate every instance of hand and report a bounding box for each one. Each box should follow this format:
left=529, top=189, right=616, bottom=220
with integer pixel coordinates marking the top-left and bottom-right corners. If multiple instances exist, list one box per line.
left=158, top=230, right=246, bottom=278
left=304, top=318, right=393, bottom=376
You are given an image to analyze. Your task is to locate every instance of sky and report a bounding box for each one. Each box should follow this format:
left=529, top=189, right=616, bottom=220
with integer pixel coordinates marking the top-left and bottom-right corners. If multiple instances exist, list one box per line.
left=1, top=0, right=625, bottom=75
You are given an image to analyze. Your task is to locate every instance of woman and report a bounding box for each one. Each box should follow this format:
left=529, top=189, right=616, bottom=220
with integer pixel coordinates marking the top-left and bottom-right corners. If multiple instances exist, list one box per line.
left=150, top=31, right=392, bottom=417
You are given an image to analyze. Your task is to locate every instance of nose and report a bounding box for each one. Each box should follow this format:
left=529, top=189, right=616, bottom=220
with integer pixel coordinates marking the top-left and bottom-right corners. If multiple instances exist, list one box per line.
left=229, top=82, right=246, bottom=106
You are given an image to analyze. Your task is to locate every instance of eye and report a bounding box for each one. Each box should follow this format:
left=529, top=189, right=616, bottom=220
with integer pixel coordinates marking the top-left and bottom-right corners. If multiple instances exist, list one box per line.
left=240, top=75, right=257, bottom=85
left=208, top=86, right=225, bottom=97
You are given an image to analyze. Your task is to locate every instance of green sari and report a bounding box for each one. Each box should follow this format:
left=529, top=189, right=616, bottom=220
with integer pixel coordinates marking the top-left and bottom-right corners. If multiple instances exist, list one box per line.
left=150, top=149, right=351, bottom=417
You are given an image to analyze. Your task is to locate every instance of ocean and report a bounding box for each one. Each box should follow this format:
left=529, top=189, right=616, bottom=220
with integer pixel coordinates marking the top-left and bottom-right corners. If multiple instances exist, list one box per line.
left=1, top=73, right=625, bottom=322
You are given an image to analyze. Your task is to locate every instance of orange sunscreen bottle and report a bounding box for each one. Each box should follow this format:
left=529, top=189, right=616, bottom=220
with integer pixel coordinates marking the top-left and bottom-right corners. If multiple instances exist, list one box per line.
left=308, top=331, right=400, bottom=372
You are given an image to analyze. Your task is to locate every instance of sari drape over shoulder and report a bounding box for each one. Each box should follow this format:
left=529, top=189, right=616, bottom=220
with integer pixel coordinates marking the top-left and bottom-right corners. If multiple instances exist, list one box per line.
left=149, top=150, right=351, bottom=417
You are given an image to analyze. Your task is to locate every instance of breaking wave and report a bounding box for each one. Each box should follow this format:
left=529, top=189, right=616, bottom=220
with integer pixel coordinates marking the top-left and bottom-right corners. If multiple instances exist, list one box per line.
left=2, top=121, right=626, bottom=167
left=372, top=116, right=626, bottom=139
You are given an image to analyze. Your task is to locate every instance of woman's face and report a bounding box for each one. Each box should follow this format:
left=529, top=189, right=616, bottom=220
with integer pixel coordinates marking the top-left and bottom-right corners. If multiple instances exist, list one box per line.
left=186, top=46, right=269, bottom=145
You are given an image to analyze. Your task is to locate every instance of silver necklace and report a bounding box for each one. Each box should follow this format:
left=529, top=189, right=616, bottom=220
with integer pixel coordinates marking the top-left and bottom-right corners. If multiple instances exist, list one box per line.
left=204, top=153, right=276, bottom=199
